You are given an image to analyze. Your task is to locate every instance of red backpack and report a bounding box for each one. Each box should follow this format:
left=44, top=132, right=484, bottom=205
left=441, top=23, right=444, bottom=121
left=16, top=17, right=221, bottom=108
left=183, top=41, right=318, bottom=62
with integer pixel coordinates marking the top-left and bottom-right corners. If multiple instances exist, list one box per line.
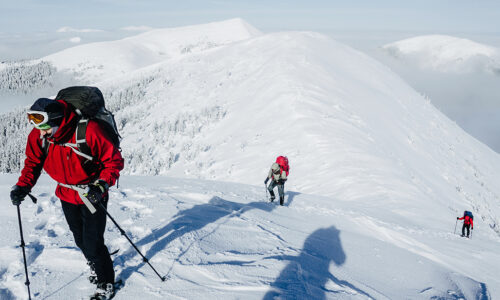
left=276, top=156, right=289, bottom=176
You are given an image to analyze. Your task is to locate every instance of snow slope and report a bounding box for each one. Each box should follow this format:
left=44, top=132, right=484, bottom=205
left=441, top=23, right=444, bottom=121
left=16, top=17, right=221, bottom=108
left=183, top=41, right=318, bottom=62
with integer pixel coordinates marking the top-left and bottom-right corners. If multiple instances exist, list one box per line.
left=95, top=30, right=500, bottom=239
left=0, top=174, right=495, bottom=299
left=382, top=35, right=500, bottom=74
left=1, top=20, right=500, bottom=299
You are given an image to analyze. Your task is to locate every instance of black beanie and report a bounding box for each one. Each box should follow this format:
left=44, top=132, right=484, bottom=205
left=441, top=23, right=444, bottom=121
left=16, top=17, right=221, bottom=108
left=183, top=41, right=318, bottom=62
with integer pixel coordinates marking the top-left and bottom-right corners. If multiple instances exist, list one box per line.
left=30, top=98, right=64, bottom=127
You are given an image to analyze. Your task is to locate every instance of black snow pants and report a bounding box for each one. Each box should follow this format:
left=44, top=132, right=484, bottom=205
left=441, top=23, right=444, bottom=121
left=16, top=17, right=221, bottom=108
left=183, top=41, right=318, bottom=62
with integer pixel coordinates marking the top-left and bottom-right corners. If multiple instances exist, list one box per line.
left=268, top=181, right=285, bottom=205
left=61, top=199, right=115, bottom=284
left=462, top=224, right=471, bottom=237
left=267, top=181, right=284, bottom=197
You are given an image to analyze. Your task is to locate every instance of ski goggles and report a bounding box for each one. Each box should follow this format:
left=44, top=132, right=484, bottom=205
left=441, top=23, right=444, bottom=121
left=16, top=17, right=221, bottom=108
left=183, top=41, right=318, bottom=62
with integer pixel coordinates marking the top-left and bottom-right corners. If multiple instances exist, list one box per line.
left=27, top=111, right=52, bottom=130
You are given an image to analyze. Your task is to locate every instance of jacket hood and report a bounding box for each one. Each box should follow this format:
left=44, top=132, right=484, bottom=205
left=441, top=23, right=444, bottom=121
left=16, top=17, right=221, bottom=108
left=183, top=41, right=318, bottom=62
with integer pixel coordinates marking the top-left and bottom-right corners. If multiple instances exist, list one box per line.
left=46, top=100, right=79, bottom=144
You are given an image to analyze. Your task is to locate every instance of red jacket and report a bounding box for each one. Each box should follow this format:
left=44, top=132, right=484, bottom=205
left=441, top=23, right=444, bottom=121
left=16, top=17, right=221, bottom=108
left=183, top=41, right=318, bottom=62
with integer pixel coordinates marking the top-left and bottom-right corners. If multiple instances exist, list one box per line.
left=16, top=100, right=124, bottom=205
left=458, top=215, right=474, bottom=227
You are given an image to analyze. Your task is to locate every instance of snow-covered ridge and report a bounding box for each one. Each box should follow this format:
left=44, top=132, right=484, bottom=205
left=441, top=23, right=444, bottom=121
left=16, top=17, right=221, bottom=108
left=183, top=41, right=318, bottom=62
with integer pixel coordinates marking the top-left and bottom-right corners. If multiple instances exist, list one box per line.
left=383, top=35, right=500, bottom=74
left=41, top=18, right=261, bottom=83
left=2, top=27, right=500, bottom=238
left=104, top=30, right=500, bottom=226
left=2, top=19, right=500, bottom=298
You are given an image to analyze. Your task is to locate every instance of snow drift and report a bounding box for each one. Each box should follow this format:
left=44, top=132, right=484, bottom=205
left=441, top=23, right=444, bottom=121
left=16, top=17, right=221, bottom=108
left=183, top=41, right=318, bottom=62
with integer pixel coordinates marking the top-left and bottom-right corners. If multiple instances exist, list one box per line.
left=1, top=19, right=500, bottom=299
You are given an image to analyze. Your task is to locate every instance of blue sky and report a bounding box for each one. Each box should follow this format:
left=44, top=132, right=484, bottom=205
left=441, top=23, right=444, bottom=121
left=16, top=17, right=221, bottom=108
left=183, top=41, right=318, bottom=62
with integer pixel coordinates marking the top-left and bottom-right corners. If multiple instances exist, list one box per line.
left=1, top=0, right=498, bottom=60
left=2, top=0, right=499, bottom=60
left=2, top=0, right=500, bottom=33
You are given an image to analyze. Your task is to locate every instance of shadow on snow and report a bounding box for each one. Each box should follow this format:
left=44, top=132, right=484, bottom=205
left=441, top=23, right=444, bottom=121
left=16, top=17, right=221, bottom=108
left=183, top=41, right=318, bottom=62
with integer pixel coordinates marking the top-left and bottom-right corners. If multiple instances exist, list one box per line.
left=263, top=226, right=373, bottom=300
left=284, top=191, right=300, bottom=207
left=115, top=196, right=276, bottom=282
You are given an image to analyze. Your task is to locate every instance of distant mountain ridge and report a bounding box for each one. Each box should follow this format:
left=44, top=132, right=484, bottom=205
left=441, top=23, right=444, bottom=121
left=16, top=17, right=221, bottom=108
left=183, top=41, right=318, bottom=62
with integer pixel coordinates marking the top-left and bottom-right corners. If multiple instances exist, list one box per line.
left=383, top=34, right=500, bottom=74
left=0, top=18, right=261, bottom=96
left=42, top=18, right=262, bottom=84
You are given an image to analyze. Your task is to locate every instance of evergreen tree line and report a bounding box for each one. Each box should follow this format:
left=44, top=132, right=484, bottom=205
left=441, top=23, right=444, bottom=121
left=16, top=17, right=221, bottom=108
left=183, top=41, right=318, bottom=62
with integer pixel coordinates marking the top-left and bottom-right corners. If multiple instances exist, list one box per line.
left=0, top=107, right=32, bottom=173
left=0, top=79, right=227, bottom=175
left=0, top=60, right=56, bottom=94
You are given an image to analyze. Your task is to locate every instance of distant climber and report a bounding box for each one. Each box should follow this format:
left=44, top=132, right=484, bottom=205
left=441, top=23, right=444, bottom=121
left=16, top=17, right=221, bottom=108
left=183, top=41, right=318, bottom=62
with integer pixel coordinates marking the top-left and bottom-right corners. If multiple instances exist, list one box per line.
left=457, top=211, right=474, bottom=238
left=264, top=156, right=289, bottom=206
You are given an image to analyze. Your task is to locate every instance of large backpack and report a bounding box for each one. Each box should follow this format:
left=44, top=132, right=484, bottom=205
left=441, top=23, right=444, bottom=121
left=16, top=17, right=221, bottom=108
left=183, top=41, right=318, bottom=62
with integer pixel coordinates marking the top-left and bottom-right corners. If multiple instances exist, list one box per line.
left=53, top=86, right=121, bottom=161
left=276, top=156, right=289, bottom=176
left=464, top=211, right=474, bottom=220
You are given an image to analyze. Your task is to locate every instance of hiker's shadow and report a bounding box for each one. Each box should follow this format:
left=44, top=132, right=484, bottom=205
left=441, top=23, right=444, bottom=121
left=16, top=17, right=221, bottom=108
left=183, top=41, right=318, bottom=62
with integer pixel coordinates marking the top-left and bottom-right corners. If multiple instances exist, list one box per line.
left=285, top=191, right=300, bottom=206
left=263, top=226, right=372, bottom=300
left=116, top=196, right=276, bottom=282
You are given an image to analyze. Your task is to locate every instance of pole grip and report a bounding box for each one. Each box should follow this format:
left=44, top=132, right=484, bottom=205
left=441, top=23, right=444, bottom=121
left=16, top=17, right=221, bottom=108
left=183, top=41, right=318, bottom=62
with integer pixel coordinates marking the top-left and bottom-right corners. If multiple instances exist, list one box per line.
left=58, top=183, right=97, bottom=214
left=77, top=188, right=97, bottom=214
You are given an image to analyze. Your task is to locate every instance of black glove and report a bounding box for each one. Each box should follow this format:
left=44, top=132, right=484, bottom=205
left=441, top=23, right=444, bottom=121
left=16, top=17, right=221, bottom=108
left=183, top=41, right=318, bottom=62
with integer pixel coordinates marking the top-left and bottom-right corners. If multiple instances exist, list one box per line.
left=10, top=185, right=30, bottom=206
left=457, top=217, right=459, bottom=220
left=85, top=180, right=109, bottom=204
left=264, top=178, right=269, bottom=184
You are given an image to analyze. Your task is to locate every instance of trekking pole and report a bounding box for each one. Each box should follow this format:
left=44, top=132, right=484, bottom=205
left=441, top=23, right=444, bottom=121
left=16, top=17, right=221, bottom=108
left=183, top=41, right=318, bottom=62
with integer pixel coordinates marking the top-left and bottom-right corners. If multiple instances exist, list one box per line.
left=454, top=219, right=458, bottom=235
left=16, top=204, right=32, bottom=300
left=265, top=184, right=269, bottom=201
left=98, top=202, right=167, bottom=281
left=61, top=185, right=165, bottom=280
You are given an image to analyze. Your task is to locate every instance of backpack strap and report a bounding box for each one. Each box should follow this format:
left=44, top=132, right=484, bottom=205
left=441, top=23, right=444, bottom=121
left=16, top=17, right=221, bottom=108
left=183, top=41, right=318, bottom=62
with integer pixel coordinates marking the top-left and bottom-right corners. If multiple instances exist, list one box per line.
left=41, top=118, right=94, bottom=161
left=41, top=136, right=49, bottom=155
left=45, top=139, right=94, bottom=161
left=75, top=118, right=93, bottom=161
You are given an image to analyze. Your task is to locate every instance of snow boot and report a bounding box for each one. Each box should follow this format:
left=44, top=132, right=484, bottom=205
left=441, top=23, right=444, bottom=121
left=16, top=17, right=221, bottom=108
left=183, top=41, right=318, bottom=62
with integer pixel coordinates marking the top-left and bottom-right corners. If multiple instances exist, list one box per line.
left=269, top=191, right=275, bottom=202
left=87, top=261, right=98, bottom=284
left=280, top=196, right=284, bottom=206
left=90, top=282, right=115, bottom=300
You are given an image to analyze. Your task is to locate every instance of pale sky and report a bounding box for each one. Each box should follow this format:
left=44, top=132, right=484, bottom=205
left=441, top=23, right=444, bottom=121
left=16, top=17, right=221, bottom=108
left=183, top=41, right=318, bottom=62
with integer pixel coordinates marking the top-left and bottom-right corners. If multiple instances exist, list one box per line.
left=1, top=0, right=500, bottom=59
left=1, top=0, right=499, bottom=32
left=1, top=0, right=499, bottom=152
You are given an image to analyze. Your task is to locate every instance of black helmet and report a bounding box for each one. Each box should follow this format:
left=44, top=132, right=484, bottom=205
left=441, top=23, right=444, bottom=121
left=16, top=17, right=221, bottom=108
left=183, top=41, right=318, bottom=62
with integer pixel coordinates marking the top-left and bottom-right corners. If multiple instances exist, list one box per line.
left=28, top=98, right=64, bottom=129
